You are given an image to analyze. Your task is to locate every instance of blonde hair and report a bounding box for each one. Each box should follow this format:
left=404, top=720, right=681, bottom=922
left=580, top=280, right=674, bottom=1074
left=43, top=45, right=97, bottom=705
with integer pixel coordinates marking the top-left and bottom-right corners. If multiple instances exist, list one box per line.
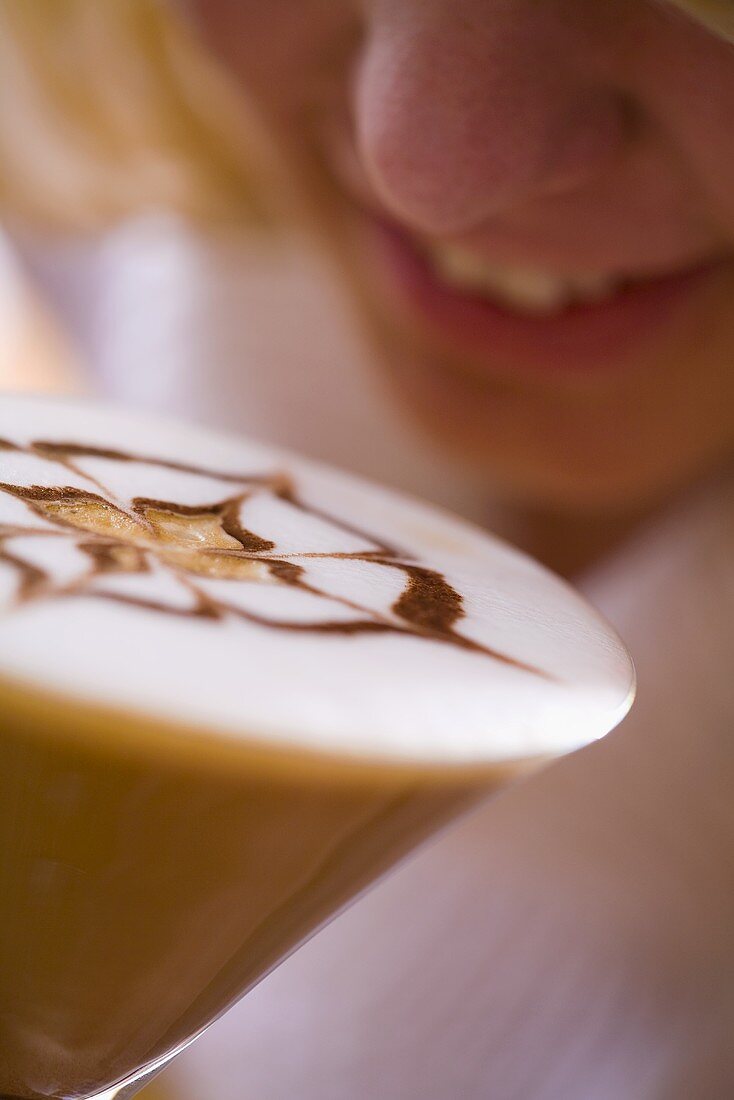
left=0, top=1, right=732, bottom=231
left=0, top=0, right=275, bottom=230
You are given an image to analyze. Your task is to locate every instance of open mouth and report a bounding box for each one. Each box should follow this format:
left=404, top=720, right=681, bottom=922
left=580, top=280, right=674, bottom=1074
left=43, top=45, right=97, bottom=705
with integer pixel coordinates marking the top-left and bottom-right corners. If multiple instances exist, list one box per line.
left=360, top=218, right=727, bottom=376
left=424, top=241, right=635, bottom=317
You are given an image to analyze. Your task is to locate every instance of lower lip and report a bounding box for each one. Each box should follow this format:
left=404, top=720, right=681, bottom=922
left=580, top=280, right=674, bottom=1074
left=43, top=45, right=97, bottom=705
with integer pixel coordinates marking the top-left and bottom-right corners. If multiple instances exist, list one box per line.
left=366, top=221, right=723, bottom=376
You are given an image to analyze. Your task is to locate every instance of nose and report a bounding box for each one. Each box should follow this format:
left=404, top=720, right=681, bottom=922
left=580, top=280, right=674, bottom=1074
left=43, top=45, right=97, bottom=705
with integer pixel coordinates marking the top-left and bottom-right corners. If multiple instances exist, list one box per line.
left=353, top=2, right=630, bottom=235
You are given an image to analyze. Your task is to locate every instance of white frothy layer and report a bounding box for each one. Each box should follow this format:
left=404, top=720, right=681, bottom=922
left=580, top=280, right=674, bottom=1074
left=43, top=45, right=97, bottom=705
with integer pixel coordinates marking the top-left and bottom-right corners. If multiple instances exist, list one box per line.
left=0, top=394, right=634, bottom=764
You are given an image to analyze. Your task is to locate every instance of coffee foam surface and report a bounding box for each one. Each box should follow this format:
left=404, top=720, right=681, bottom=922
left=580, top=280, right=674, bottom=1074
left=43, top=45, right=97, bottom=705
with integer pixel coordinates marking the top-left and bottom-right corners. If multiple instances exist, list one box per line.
left=0, top=395, right=634, bottom=764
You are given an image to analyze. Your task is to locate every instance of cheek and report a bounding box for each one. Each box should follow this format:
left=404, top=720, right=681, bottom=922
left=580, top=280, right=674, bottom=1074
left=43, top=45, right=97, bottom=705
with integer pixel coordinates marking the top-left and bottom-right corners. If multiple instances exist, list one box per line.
left=636, top=15, right=734, bottom=238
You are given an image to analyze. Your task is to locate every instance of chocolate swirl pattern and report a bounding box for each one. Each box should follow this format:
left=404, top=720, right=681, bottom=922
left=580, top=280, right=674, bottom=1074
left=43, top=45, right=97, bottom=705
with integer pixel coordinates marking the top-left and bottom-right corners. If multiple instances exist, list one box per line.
left=0, top=438, right=541, bottom=675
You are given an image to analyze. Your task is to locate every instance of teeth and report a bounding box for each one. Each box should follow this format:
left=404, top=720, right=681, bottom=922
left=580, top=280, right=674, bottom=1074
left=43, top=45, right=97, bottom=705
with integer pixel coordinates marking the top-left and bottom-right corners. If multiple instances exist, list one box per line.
left=427, top=243, right=619, bottom=315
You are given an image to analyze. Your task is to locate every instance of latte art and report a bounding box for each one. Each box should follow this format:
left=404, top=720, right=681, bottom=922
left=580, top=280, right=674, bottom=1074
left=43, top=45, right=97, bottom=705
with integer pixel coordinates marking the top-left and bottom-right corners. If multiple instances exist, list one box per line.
left=0, top=396, right=634, bottom=763
left=0, top=438, right=538, bottom=671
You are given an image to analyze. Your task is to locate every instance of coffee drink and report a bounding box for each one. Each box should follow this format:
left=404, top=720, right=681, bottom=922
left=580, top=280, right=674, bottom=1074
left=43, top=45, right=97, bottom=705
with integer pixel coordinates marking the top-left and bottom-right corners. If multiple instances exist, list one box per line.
left=0, top=395, right=634, bottom=1098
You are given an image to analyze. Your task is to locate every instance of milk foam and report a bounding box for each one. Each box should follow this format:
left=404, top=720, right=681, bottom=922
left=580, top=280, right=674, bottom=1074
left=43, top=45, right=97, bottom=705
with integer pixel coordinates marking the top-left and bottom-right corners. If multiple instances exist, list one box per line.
left=0, top=395, right=634, bottom=763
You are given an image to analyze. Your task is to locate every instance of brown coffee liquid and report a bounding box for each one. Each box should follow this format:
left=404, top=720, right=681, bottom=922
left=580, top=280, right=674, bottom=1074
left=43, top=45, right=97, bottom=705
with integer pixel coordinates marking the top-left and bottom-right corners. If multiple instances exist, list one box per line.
left=0, top=683, right=504, bottom=1100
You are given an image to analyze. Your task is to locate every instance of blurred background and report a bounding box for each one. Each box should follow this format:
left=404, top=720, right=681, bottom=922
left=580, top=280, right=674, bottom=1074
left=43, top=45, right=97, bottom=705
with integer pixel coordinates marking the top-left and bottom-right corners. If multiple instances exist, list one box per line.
left=0, top=228, right=77, bottom=394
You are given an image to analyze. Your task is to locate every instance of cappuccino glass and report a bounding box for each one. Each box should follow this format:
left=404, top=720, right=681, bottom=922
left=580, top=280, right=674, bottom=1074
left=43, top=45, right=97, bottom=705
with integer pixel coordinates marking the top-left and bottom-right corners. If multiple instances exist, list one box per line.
left=0, top=396, right=634, bottom=1099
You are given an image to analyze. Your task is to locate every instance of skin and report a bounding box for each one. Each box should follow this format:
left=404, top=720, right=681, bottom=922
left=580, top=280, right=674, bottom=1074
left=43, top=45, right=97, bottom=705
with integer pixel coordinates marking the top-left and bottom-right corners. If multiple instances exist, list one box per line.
left=189, top=0, right=734, bottom=532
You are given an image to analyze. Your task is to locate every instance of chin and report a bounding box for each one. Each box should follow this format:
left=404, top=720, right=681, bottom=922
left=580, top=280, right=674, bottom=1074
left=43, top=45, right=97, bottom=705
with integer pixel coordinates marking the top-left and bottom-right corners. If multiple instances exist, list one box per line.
left=374, top=344, right=729, bottom=517
left=462, top=446, right=694, bottom=514
left=406, top=422, right=686, bottom=514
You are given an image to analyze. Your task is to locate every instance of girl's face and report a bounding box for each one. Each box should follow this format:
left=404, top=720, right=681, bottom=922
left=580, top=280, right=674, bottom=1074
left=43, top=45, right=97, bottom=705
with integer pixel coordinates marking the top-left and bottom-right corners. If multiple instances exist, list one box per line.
left=193, top=0, right=734, bottom=510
